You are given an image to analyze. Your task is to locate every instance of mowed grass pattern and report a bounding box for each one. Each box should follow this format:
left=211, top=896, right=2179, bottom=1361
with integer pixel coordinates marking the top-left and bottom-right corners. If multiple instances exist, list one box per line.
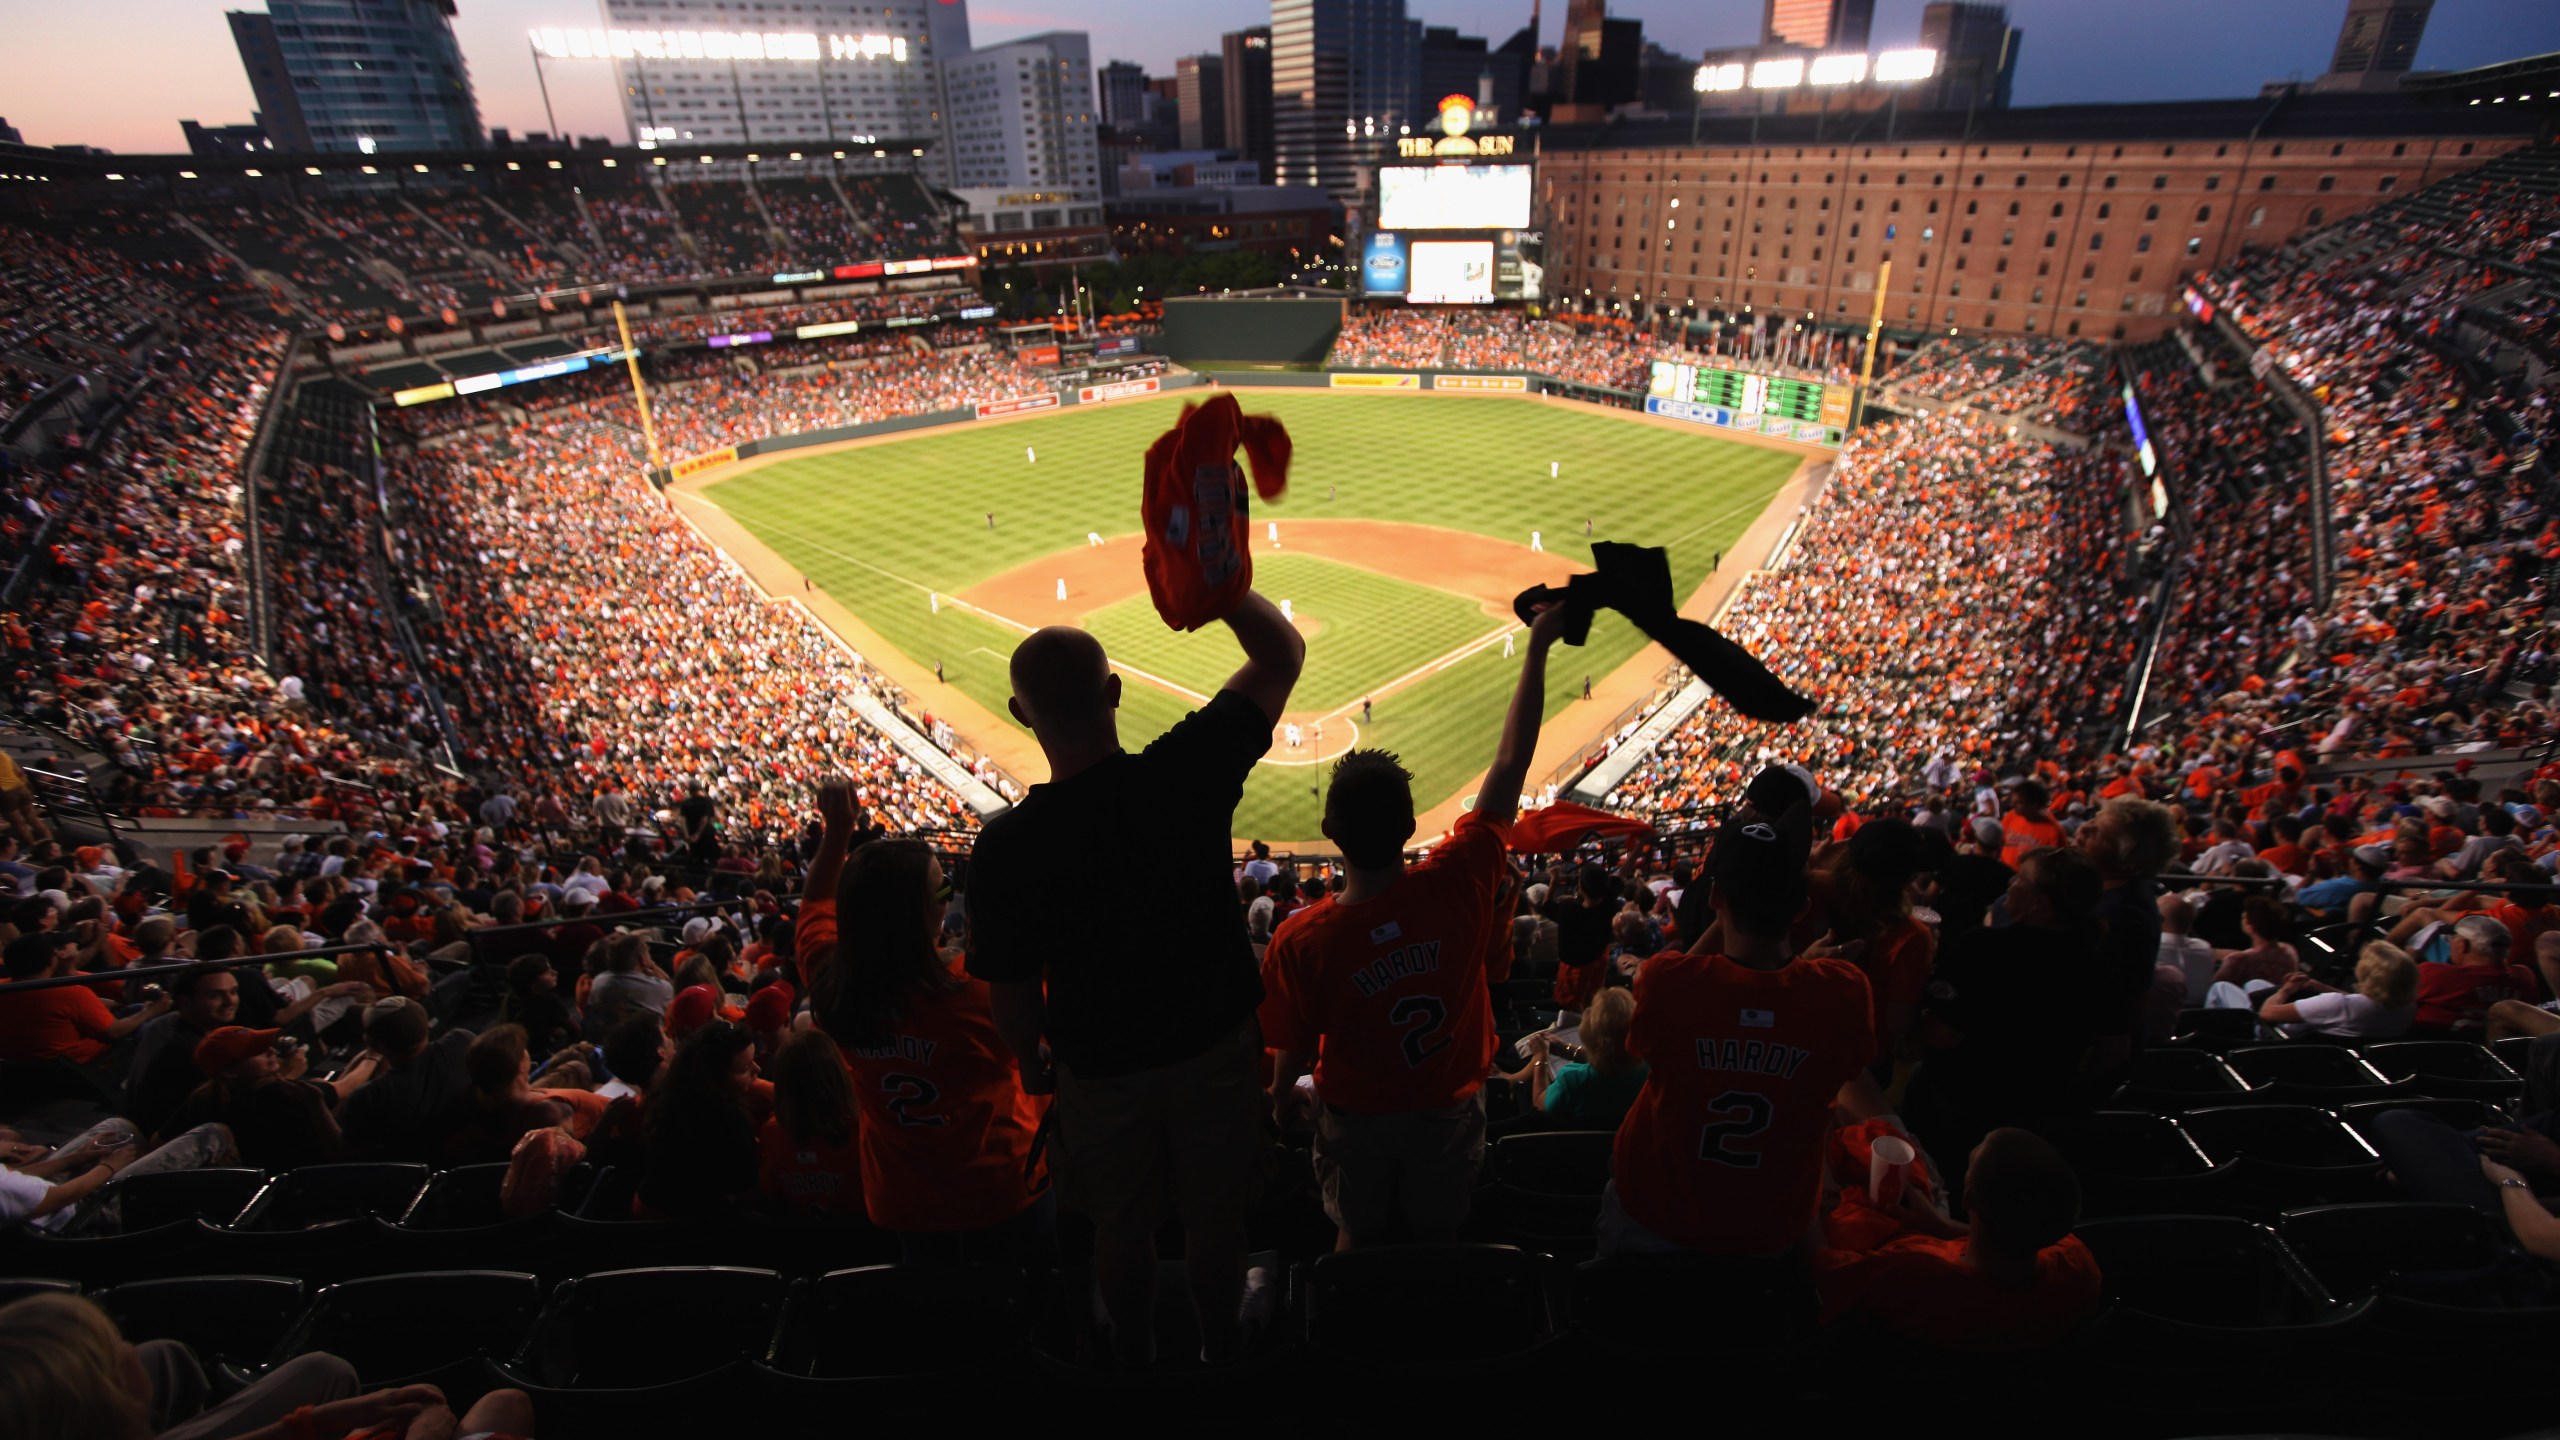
left=1084, top=553, right=1487, bottom=712
left=706, top=392, right=1799, bottom=838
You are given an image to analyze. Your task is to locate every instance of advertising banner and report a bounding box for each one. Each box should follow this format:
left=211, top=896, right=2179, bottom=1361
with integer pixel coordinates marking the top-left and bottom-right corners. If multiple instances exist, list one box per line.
left=668, top=447, right=739, bottom=479
left=1432, top=374, right=1528, bottom=392
left=1329, top=373, right=1421, bottom=389
left=976, top=394, right=1061, bottom=419
left=1078, top=377, right=1161, bottom=403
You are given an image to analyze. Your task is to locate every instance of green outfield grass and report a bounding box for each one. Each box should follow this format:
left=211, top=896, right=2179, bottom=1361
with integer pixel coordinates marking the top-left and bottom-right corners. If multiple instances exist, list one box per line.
left=705, top=392, right=1798, bottom=838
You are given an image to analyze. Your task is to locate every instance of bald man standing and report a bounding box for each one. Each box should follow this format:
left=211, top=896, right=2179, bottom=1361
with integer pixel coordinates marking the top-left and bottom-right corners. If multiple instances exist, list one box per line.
left=975, top=586, right=1303, bottom=1367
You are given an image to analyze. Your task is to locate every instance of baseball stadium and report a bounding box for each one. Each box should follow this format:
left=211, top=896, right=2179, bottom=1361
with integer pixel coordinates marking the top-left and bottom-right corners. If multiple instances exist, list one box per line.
left=5, top=0, right=2560, bottom=1430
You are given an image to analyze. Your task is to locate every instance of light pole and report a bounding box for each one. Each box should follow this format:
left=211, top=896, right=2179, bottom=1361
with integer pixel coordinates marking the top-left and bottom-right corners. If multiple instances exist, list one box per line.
left=529, top=37, right=560, bottom=143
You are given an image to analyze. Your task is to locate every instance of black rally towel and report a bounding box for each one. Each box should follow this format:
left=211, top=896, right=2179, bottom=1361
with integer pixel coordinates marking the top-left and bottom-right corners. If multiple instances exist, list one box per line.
left=1512, top=541, right=1815, bottom=724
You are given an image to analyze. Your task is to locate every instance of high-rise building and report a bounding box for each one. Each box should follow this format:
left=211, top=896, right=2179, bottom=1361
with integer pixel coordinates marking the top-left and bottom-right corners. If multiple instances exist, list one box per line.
left=1271, top=0, right=1422, bottom=203
left=1762, top=0, right=1874, bottom=51
left=1222, top=27, right=1276, bottom=169
left=2320, top=0, right=2432, bottom=90
left=1920, top=3, right=2021, bottom=112
left=1099, top=60, right=1150, bottom=128
left=227, top=12, right=312, bottom=152
left=1177, top=54, right=1227, bottom=150
left=1420, top=26, right=1491, bottom=109
left=593, top=0, right=969, bottom=183
left=942, top=31, right=1099, bottom=191
left=1553, top=0, right=1641, bottom=122
left=180, top=120, right=274, bottom=158
left=227, top=1, right=478, bottom=153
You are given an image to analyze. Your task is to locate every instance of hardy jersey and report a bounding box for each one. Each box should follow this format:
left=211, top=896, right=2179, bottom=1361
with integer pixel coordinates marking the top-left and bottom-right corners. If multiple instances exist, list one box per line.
left=1259, top=810, right=1512, bottom=1113
left=1613, top=950, right=1875, bottom=1254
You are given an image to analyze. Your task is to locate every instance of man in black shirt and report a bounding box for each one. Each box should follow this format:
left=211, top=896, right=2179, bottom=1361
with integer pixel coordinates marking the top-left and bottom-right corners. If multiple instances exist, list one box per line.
left=128, top=965, right=241, bottom=1135
left=977, top=587, right=1303, bottom=1367
left=338, top=998, right=475, bottom=1163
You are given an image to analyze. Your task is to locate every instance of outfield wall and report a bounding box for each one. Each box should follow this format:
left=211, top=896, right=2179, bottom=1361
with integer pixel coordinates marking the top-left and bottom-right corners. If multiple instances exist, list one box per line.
left=1157, top=296, right=1346, bottom=366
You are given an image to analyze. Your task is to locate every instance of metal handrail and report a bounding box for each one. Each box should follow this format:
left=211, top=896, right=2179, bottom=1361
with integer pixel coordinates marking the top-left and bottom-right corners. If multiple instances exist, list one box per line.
left=1, top=942, right=402, bottom=994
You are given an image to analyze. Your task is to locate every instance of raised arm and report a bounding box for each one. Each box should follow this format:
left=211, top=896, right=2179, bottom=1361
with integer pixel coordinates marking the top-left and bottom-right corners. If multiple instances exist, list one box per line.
left=1478, top=604, right=1573, bottom=827
left=806, top=779, right=864, bottom=900
left=1219, top=590, right=1307, bottom=726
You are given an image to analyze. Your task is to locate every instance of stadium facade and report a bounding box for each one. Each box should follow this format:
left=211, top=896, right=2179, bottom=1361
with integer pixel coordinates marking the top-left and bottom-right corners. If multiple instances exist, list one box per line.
left=1536, top=92, right=2542, bottom=342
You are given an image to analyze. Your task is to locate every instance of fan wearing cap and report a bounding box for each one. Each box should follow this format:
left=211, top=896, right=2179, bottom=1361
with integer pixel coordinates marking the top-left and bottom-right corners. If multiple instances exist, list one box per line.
left=1602, top=801, right=1883, bottom=1258
left=158, top=1024, right=382, bottom=1170
left=2297, top=844, right=2393, bottom=922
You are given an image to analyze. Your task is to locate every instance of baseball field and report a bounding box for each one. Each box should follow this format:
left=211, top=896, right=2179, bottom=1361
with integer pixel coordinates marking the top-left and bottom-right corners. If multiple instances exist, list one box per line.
left=690, top=390, right=1802, bottom=841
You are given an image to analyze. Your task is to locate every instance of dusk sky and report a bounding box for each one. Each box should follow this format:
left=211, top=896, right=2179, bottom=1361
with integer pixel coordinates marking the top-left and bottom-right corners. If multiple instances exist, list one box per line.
left=4, top=0, right=2557, bottom=154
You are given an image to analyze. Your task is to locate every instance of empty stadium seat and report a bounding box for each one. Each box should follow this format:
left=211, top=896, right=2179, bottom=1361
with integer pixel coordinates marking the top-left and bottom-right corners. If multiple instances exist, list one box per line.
left=0, top=1220, right=216, bottom=1290
left=2179, top=1105, right=2385, bottom=1209
left=2490, top=1034, right=2544, bottom=1084
left=2073, top=1215, right=2343, bottom=1326
left=396, top=1164, right=513, bottom=1230
left=2169, top=1006, right=2262, bottom=1050
left=1301, top=1245, right=1559, bottom=1367
left=266, top=1269, right=544, bottom=1389
left=2109, top=1048, right=2251, bottom=1110
left=1572, top=1252, right=1818, bottom=1353
left=106, top=1168, right=266, bottom=1230
left=2361, top=1041, right=2526, bottom=1102
left=764, top=1265, right=1030, bottom=1380
left=504, top=1266, right=788, bottom=1391
left=0, top=1276, right=78, bottom=1304
left=1478, top=1130, right=1611, bottom=1257
left=2336, top=1097, right=2511, bottom=1146
left=96, top=1275, right=306, bottom=1370
left=2225, top=1045, right=2405, bottom=1106
left=2053, top=1111, right=2241, bottom=1217
left=233, top=1163, right=431, bottom=1232
left=2278, top=1203, right=2503, bottom=1301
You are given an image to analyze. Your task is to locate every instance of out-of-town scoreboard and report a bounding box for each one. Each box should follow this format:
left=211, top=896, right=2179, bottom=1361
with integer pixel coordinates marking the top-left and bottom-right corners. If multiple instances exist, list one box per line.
left=1645, top=360, right=1853, bottom=446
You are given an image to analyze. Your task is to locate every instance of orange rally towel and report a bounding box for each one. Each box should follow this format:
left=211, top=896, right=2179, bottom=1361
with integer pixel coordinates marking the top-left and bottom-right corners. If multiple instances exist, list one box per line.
left=1140, top=393, right=1291, bottom=632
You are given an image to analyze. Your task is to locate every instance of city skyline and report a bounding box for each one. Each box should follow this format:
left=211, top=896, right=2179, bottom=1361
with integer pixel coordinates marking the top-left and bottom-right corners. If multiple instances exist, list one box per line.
left=2, top=0, right=2556, bottom=155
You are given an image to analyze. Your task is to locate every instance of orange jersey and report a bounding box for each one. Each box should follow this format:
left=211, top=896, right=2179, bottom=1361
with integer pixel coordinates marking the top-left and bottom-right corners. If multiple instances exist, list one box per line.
left=1259, top=809, right=1510, bottom=1113
left=797, top=896, right=1047, bottom=1233
left=1853, top=917, right=1935, bottom=1045
left=1812, top=1231, right=2102, bottom=1350
left=755, top=1115, right=865, bottom=1217
left=2000, top=813, right=2065, bottom=869
left=1613, top=950, right=1875, bottom=1255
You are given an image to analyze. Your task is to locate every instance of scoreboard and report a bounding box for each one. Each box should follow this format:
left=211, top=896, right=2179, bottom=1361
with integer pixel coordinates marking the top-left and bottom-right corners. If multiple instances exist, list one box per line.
left=1644, top=360, right=1854, bottom=446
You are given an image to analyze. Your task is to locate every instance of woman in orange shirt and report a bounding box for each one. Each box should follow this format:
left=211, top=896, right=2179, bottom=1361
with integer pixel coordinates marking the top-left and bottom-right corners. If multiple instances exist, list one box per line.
left=798, top=782, right=1050, bottom=1266
left=756, top=1027, right=865, bottom=1218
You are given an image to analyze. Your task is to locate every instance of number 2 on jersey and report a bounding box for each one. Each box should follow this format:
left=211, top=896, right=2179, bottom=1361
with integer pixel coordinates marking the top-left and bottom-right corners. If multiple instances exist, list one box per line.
left=882, top=1072, right=947, bottom=1127
left=1696, top=1089, right=1772, bottom=1167
left=1389, top=994, right=1450, bottom=1069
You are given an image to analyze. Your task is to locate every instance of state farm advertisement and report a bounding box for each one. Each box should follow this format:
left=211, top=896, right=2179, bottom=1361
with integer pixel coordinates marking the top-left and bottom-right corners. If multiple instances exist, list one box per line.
left=1077, top=377, right=1161, bottom=404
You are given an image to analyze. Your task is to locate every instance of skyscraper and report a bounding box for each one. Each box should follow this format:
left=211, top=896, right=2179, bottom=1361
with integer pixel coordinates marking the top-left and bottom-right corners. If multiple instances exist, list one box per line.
left=941, top=31, right=1099, bottom=191
left=2321, top=0, right=2432, bottom=90
left=1176, top=54, right=1227, bottom=150
left=226, top=0, right=479, bottom=153
left=1762, top=0, right=1875, bottom=51
left=1099, top=60, right=1150, bottom=128
left=1920, top=2, right=2021, bottom=112
left=1222, top=27, right=1276, bottom=170
left=1553, top=0, right=1641, bottom=122
left=1271, top=0, right=1422, bottom=202
left=592, top=0, right=970, bottom=183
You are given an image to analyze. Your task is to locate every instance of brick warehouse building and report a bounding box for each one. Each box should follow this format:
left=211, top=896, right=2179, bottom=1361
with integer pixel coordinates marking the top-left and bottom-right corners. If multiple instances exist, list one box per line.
left=1533, top=92, right=2544, bottom=342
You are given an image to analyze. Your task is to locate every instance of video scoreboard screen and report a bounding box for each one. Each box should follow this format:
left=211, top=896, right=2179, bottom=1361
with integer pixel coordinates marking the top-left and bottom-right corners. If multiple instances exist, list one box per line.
left=1644, top=360, right=1854, bottom=446
left=1378, top=164, right=1533, bottom=230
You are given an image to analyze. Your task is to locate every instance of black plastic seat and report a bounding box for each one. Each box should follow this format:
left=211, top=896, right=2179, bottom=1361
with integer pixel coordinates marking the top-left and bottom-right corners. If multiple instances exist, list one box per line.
left=765, top=1265, right=1029, bottom=1380
left=2490, top=1034, right=2544, bottom=1084
left=0, top=1276, right=79, bottom=1304
left=2335, top=1097, right=2511, bottom=1146
left=2360, top=1041, right=2525, bottom=1102
left=2225, top=1045, right=2404, bottom=1106
left=1302, top=1244, right=1557, bottom=1366
left=2168, top=1006, right=2262, bottom=1050
left=2073, top=1215, right=2338, bottom=1326
left=107, top=1169, right=267, bottom=1230
left=0, top=1220, right=215, bottom=1289
left=1572, top=1252, right=1818, bottom=1353
left=2053, top=1111, right=2242, bottom=1217
left=2179, top=1105, right=2385, bottom=1209
left=504, top=1266, right=788, bottom=1391
left=397, top=1164, right=512, bottom=1230
left=97, top=1275, right=306, bottom=1369
left=2278, top=1203, right=2503, bottom=1301
left=1482, top=1130, right=1612, bottom=1258
left=233, top=1164, right=431, bottom=1232
left=2109, top=1048, right=2251, bottom=1110
left=269, top=1269, right=544, bottom=1388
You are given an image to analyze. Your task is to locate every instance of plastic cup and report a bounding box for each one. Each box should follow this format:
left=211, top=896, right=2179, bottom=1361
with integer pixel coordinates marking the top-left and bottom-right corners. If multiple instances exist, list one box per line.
left=1869, top=1135, right=1916, bottom=1207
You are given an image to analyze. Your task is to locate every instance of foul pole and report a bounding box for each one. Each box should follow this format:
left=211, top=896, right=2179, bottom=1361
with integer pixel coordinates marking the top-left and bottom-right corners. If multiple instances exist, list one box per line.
left=1851, top=259, right=1891, bottom=435
left=612, top=300, right=663, bottom=471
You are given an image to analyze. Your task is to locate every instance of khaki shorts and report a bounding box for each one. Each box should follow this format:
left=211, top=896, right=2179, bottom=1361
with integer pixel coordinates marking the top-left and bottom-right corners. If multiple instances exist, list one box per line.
left=1052, top=1017, right=1265, bottom=1234
left=1313, top=1089, right=1487, bottom=1244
